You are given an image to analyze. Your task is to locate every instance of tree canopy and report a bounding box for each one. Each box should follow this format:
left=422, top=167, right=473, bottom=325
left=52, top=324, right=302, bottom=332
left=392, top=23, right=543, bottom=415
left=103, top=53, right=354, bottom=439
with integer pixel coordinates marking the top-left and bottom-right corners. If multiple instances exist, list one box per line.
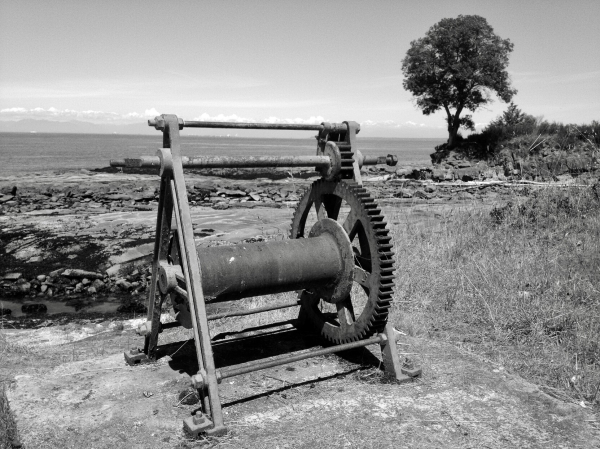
left=401, top=15, right=516, bottom=147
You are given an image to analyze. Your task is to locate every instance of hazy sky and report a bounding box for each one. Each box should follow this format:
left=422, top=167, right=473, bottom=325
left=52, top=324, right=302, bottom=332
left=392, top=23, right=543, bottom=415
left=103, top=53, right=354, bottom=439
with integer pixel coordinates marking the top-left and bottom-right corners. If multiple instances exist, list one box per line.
left=0, top=0, right=598, bottom=137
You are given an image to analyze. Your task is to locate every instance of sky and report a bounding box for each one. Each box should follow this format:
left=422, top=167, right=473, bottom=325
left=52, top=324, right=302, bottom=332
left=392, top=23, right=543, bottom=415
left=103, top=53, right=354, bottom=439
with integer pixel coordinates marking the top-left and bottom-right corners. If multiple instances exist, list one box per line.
left=0, top=0, right=598, bottom=138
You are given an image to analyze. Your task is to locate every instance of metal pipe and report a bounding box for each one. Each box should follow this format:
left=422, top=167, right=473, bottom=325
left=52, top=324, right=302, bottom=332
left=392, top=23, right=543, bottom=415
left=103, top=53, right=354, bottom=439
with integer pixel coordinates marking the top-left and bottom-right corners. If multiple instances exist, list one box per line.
left=217, top=334, right=385, bottom=380
left=206, top=299, right=301, bottom=321
left=148, top=120, right=350, bottom=133
left=198, top=235, right=342, bottom=302
left=182, top=121, right=324, bottom=131
left=110, top=155, right=331, bottom=169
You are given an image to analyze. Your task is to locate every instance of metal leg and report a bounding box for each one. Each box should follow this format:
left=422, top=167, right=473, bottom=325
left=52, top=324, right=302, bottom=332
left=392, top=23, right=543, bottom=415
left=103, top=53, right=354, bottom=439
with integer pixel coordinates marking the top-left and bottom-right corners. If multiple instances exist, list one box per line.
left=380, top=324, right=413, bottom=383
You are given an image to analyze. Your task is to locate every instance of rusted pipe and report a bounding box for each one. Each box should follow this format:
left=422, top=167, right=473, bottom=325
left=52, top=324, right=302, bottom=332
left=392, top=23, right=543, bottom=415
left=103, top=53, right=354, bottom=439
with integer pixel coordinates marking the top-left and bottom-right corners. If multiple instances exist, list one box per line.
left=216, top=334, right=385, bottom=380
left=110, top=153, right=397, bottom=169
left=148, top=119, right=352, bottom=133
left=110, top=155, right=331, bottom=169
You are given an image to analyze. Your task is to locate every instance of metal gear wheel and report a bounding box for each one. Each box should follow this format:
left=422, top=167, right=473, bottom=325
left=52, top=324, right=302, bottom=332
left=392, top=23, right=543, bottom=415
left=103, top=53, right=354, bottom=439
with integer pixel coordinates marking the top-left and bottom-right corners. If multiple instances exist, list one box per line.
left=291, top=179, right=396, bottom=344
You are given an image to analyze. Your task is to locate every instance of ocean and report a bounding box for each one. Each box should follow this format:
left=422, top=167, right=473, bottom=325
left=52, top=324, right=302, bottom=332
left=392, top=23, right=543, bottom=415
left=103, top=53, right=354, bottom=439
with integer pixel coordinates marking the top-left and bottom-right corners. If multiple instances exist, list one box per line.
left=0, top=132, right=442, bottom=175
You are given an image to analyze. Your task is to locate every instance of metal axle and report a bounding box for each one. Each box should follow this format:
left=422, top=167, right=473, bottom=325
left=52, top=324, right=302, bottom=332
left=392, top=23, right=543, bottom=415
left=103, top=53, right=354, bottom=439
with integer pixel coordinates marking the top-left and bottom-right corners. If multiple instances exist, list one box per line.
left=148, top=118, right=352, bottom=133
left=110, top=152, right=397, bottom=170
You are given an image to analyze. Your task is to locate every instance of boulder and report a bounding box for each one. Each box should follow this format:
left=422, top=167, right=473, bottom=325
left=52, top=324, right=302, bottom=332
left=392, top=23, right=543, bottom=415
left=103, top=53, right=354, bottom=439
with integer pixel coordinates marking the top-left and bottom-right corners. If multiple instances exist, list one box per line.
left=61, top=269, right=104, bottom=280
left=116, top=279, right=133, bottom=291
left=455, top=168, right=480, bottom=182
left=395, top=167, right=413, bottom=178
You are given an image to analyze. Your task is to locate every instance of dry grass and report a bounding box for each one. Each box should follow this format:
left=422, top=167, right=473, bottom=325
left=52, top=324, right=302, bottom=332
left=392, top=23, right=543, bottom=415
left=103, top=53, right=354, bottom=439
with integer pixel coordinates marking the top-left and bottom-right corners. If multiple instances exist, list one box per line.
left=0, top=330, right=22, bottom=449
left=389, top=184, right=600, bottom=408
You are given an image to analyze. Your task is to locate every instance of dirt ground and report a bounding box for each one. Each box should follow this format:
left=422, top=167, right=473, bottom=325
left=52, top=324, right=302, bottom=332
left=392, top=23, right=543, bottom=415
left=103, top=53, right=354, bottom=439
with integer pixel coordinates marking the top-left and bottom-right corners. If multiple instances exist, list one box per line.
left=3, top=315, right=599, bottom=449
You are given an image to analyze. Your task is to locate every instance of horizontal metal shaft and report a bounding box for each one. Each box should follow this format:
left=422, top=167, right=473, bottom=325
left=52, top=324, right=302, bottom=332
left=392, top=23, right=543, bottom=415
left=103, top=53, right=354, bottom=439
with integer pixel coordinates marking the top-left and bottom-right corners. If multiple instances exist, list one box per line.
left=217, top=334, right=385, bottom=380
left=148, top=119, right=350, bottom=133
left=206, top=299, right=301, bottom=321
left=198, top=235, right=342, bottom=302
left=110, top=155, right=331, bottom=169
left=183, top=121, right=323, bottom=131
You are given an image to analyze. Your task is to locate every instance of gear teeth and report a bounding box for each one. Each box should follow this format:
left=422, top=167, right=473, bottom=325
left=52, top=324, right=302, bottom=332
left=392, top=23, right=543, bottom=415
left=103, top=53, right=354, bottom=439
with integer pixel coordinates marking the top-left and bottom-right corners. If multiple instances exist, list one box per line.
left=291, top=179, right=396, bottom=344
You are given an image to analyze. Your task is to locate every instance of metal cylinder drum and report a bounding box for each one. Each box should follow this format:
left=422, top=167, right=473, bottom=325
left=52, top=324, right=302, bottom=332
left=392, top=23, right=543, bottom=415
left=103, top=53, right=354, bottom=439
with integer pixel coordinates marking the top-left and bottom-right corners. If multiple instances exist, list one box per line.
left=197, top=233, right=343, bottom=302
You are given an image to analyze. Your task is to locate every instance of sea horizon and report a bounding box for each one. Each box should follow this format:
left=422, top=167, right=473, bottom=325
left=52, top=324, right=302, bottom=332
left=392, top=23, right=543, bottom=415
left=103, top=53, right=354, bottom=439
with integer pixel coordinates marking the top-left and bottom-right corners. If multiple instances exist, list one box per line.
left=0, top=132, right=443, bottom=175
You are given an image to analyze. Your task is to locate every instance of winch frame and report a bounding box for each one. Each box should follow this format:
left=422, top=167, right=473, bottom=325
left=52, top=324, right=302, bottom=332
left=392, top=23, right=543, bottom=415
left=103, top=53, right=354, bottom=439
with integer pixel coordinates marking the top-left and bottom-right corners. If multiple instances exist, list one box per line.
left=119, top=114, right=420, bottom=437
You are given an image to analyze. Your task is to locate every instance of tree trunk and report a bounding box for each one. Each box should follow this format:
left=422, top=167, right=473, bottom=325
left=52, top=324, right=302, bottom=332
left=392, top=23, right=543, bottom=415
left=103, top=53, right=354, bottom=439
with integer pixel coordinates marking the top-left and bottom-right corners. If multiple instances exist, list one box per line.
left=446, top=108, right=463, bottom=149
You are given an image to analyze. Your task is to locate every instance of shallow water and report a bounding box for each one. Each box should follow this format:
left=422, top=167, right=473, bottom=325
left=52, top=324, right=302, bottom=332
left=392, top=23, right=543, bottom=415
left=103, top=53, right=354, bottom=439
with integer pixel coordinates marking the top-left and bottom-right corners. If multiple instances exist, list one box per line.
left=0, top=299, right=120, bottom=318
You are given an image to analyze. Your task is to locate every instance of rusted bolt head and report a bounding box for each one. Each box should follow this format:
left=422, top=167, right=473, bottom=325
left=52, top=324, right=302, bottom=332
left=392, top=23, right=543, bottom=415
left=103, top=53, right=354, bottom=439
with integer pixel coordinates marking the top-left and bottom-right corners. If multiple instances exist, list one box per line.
left=193, top=413, right=205, bottom=425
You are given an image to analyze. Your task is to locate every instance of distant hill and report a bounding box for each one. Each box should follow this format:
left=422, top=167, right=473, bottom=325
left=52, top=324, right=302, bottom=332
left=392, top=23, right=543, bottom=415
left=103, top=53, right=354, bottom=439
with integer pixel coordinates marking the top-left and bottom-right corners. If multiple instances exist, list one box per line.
left=0, top=119, right=152, bottom=135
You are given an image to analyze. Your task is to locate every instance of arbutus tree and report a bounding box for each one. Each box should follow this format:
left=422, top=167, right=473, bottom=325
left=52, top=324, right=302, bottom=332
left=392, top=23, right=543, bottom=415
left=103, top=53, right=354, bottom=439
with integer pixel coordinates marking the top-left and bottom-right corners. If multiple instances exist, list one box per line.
left=401, top=15, right=516, bottom=148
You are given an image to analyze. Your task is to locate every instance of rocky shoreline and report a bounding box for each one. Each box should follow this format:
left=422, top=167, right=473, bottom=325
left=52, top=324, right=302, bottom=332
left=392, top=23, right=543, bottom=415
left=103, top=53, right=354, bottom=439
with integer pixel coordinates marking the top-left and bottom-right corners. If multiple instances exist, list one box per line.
left=0, top=165, right=583, bottom=324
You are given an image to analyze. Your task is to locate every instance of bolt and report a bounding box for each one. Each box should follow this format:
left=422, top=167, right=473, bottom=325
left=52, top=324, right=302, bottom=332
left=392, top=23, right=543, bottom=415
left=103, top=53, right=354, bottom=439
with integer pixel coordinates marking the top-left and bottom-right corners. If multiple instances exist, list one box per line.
left=193, top=414, right=205, bottom=425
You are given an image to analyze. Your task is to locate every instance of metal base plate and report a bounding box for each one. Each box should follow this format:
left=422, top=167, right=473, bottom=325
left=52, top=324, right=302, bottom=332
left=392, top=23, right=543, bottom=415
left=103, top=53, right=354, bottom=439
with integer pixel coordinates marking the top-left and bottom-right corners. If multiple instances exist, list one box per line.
left=183, top=414, right=227, bottom=437
left=124, top=348, right=149, bottom=366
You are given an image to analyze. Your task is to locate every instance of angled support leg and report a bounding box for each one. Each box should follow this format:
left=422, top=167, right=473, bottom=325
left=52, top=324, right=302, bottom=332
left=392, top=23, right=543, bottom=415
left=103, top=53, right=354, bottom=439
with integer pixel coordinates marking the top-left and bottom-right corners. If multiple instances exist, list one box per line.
left=159, top=115, right=227, bottom=437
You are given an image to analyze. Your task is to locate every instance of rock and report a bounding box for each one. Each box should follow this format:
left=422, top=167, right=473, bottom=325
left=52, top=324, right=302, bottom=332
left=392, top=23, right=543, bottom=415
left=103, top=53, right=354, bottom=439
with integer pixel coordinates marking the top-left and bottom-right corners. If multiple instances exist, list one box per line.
left=457, top=161, right=472, bottom=168
left=218, top=189, right=246, bottom=197
left=116, top=279, right=133, bottom=291
left=395, top=167, right=414, bottom=178
left=457, top=191, right=474, bottom=200
left=366, top=175, right=391, bottom=182
left=424, top=185, right=437, bottom=193
left=40, top=284, right=48, bottom=293
left=21, top=303, right=47, bottom=314
left=18, top=282, right=31, bottom=293
left=178, top=389, right=200, bottom=405
left=49, top=268, right=65, bottom=277
left=455, top=168, right=480, bottom=182
left=394, top=189, right=413, bottom=199
left=555, top=174, right=574, bottom=183
left=3, top=273, right=22, bottom=281
left=74, top=283, right=83, bottom=292
left=81, top=278, right=91, bottom=286
left=92, top=279, right=105, bottom=291
left=0, top=195, right=14, bottom=203
left=61, top=269, right=104, bottom=280
left=104, top=194, right=132, bottom=201
left=87, top=286, right=97, bottom=295
left=413, top=190, right=432, bottom=200
left=37, top=275, right=46, bottom=281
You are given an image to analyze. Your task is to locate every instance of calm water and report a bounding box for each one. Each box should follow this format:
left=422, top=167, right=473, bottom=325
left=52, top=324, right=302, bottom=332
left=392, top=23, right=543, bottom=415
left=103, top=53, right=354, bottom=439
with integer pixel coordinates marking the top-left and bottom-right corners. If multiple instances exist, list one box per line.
left=0, top=132, right=442, bottom=175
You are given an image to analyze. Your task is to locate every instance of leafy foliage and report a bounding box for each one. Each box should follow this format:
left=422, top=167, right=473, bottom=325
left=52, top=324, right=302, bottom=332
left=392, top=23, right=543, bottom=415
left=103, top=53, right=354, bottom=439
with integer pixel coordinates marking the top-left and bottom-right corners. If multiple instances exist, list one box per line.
left=470, top=105, right=600, bottom=152
left=402, top=15, right=516, bottom=147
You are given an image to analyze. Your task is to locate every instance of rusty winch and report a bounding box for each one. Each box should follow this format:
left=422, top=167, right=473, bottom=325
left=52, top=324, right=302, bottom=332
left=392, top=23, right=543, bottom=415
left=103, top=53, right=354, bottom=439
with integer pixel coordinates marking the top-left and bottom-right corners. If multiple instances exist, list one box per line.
left=110, top=115, right=420, bottom=436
